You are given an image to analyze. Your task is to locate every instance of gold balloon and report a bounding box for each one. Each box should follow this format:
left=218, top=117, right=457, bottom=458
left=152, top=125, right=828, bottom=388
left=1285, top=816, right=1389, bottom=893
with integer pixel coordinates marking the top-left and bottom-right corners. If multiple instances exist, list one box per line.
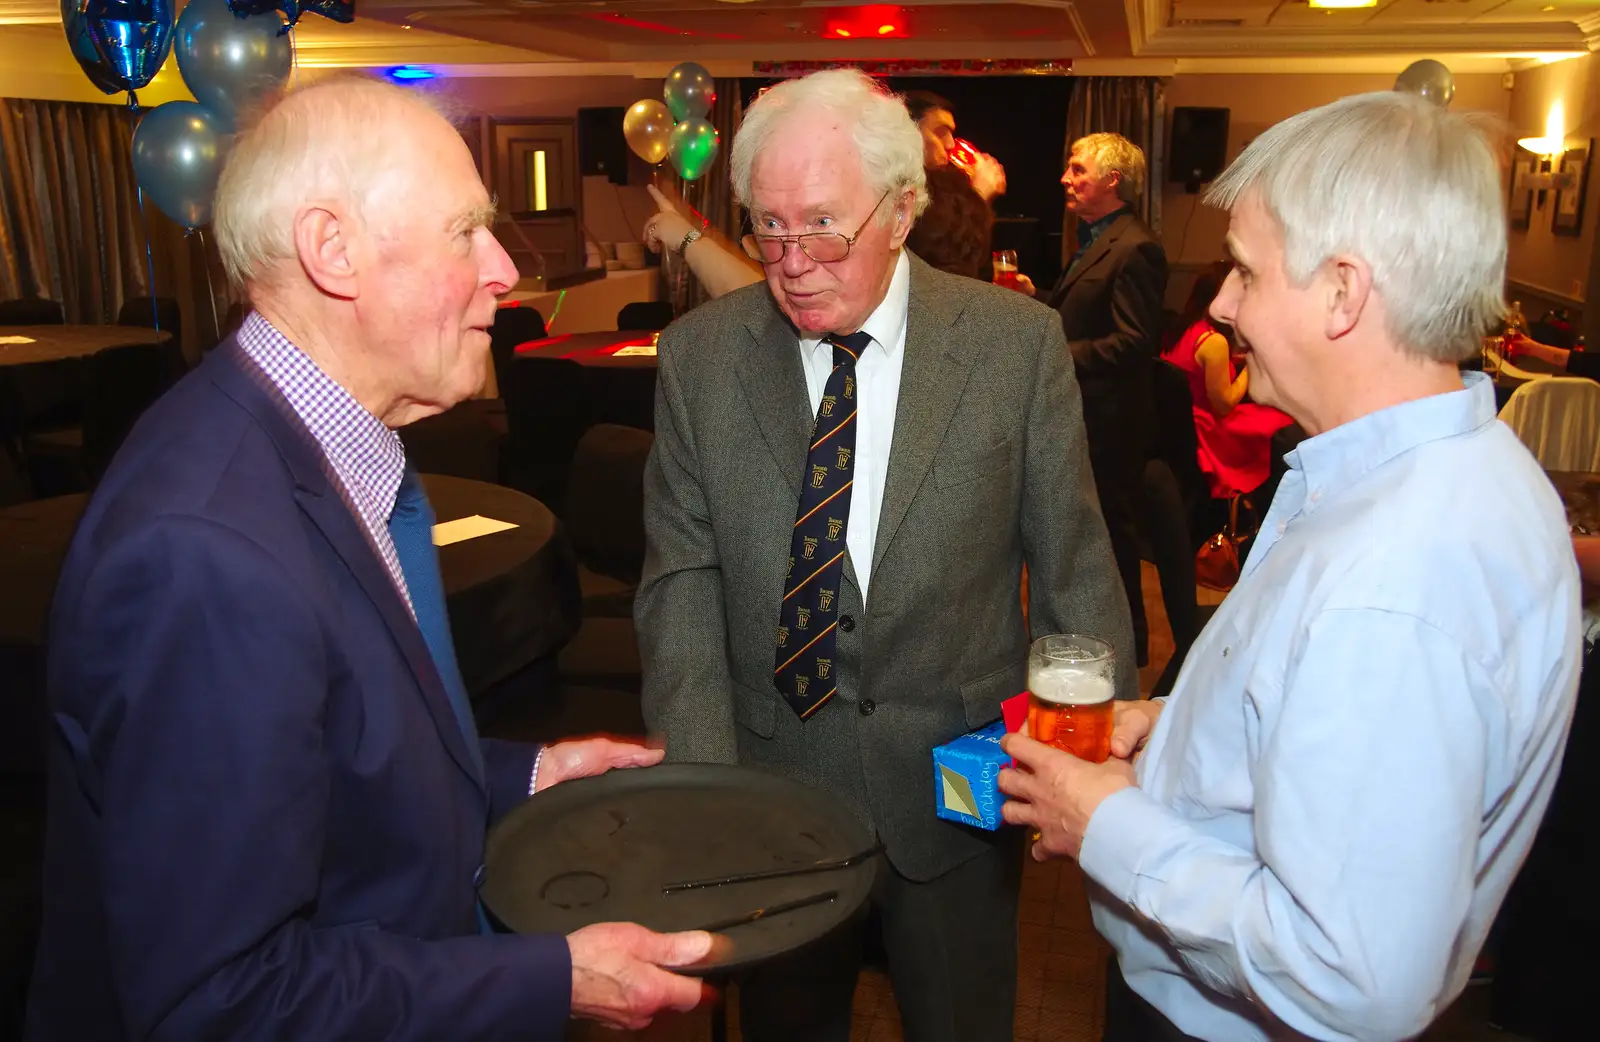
left=623, top=99, right=673, bottom=165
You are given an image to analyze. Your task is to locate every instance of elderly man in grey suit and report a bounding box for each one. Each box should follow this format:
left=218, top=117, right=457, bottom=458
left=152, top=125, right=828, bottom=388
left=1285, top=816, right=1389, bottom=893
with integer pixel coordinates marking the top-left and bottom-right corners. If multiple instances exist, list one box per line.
left=636, top=69, right=1133, bottom=1042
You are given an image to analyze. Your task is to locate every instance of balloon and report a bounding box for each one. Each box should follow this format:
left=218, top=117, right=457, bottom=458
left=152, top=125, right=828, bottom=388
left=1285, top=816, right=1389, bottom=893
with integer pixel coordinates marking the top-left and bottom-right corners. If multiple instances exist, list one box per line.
left=663, top=61, right=715, bottom=122
left=1395, top=59, right=1454, bottom=109
left=176, top=0, right=291, bottom=132
left=61, top=0, right=122, bottom=95
left=669, top=117, right=720, bottom=182
left=133, top=101, right=225, bottom=228
left=622, top=99, right=673, bottom=165
left=78, top=0, right=176, bottom=96
left=225, top=0, right=354, bottom=28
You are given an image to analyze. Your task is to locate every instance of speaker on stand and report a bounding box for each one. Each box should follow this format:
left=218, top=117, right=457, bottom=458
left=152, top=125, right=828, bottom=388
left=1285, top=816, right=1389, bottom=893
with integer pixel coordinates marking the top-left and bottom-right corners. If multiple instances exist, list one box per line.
left=1169, top=107, right=1230, bottom=194
left=578, top=106, right=630, bottom=185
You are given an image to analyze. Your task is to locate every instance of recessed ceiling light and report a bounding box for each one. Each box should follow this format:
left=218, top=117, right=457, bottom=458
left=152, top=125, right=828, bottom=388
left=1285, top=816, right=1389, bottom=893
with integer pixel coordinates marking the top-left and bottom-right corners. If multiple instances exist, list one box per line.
left=1307, top=0, right=1377, bottom=9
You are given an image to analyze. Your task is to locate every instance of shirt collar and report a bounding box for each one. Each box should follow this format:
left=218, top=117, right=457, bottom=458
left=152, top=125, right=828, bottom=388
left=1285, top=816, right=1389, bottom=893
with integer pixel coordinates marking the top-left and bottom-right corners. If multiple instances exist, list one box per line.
left=799, top=249, right=911, bottom=360
left=1287, top=371, right=1497, bottom=513
left=235, top=310, right=407, bottom=521
left=1077, top=205, right=1128, bottom=249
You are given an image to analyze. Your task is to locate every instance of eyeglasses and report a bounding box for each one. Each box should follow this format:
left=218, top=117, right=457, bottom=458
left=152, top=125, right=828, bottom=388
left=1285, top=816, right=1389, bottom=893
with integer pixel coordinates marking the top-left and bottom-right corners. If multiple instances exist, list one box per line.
left=741, top=189, right=893, bottom=265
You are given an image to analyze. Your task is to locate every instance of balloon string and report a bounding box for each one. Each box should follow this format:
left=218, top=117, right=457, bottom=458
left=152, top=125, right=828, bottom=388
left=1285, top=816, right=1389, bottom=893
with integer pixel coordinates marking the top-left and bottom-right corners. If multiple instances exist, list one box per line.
left=289, top=27, right=300, bottom=89
left=195, top=227, right=221, bottom=346
left=135, top=183, right=159, bottom=336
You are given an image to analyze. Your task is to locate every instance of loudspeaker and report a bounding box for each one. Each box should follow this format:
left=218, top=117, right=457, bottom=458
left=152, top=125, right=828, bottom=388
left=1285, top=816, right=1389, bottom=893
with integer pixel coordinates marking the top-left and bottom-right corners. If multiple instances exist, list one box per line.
left=1169, top=107, right=1230, bottom=192
left=579, top=106, right=629, bottom=185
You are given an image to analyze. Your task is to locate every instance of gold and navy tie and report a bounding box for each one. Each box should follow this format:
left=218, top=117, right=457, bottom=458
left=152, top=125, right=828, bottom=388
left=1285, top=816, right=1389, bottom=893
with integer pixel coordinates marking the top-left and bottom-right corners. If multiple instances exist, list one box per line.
left=775, top=331, right=870, bottom=719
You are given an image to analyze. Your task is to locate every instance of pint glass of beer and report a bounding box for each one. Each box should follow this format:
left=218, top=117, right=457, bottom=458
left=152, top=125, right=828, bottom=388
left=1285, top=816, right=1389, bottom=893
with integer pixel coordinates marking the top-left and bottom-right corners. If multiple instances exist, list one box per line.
left=992, top=250, right=1021, bottom=291
left=1026, top=634, right=1115, bottom=763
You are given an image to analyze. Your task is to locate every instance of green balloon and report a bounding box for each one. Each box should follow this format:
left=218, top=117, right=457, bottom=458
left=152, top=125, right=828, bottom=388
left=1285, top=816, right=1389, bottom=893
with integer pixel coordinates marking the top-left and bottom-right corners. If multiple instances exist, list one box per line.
left=669, top=117, right=720, bottom=182
left=663, top=61, right=715, bottom=122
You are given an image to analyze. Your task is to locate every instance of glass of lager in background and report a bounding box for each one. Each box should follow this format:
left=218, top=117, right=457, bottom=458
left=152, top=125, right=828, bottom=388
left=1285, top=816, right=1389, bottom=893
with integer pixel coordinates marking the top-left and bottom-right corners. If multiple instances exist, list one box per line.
left=1027, top=634, right=1115, bottom=762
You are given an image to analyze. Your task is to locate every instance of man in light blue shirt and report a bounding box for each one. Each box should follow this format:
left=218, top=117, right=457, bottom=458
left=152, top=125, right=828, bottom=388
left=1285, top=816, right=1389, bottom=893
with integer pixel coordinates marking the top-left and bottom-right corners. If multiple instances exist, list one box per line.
left=999, top=91, right=1582, bottom=1042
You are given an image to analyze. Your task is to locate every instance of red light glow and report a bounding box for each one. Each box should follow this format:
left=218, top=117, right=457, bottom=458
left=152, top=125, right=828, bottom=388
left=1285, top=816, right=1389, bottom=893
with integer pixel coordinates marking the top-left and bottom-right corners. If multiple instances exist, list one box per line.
left=824, top=5, right=908, bottom=42
left=879, top=25, right=895, bottom=35
left=836, top=28, right=851, bottom=37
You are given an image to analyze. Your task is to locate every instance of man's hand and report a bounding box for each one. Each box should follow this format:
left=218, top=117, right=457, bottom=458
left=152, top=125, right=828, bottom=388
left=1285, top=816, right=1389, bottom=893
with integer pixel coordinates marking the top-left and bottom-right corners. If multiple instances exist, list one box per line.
left=536, top=737, right=665, bottom=792
left=643, top=184, right=699, bottom=256
left=1013, top=273, right=1036, bottom=297
left=567, top=922, right=716, bottom=1030
left=968, top=152, right=1007, bottom=201
left=999, top=733, right=1135, bottom=861
left=1110, top=698, right=1164, bottom=762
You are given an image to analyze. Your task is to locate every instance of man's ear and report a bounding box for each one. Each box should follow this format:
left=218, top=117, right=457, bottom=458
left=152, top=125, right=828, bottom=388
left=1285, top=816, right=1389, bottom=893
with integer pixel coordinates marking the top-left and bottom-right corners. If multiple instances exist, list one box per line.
left=1323, top=254, right=1373, bottom=341
left=889, top=189, right=915, bottom=249
left=293, top=205, right=360, bottom=300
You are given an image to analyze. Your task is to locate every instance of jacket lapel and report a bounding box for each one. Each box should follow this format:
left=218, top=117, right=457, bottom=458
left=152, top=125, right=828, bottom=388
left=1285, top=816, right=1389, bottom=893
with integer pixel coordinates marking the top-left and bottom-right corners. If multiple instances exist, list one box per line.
left=204, top=344, right=488, bottom=796
left=870, top=255, right=984, bottom=579
left=736, top=300, right=813, bottom=497
left=1049, top=211, right=1134, bottom=308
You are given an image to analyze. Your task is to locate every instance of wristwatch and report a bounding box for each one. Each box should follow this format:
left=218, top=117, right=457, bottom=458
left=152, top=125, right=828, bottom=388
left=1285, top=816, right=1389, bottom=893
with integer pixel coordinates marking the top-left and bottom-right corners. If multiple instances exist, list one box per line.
left=676, top=228, right=703, bottom=255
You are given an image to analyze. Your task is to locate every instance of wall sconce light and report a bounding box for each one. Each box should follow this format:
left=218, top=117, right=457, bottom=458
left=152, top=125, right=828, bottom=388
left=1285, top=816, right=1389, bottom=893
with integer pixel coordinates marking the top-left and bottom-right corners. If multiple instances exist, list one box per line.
left=1519, top=100, right=1575, bottom=204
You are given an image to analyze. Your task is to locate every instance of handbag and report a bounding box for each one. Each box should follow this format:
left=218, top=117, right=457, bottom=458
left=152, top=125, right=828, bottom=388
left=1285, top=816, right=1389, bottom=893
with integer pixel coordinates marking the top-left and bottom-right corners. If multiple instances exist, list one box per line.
left=1195, top=495, right=1257, bottom=592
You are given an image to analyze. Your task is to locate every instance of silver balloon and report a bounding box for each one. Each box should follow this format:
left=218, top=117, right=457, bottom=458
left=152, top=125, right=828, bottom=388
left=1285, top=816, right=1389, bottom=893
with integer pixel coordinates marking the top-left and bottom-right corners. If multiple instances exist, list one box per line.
left=1395, top=59, right=1455, bottom=109
left=175, top=0, right=291, bottom=133
left=133, top=102, right=226, bottom=229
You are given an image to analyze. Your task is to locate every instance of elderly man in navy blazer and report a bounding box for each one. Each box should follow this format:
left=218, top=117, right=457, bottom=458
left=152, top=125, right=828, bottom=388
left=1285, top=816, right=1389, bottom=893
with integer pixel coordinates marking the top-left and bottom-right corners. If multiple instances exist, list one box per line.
left=25, top=76, right=711, bottom=1041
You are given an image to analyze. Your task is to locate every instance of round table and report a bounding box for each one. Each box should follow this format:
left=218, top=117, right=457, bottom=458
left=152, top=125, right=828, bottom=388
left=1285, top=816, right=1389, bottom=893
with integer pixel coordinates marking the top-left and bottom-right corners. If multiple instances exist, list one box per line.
left=511, top=331, right=658, bottom=432
left=0, top=325, right=172, bottom=367
left=0, top=474, right=580, bottom=773
left=0, top=325, right=179, bottom=450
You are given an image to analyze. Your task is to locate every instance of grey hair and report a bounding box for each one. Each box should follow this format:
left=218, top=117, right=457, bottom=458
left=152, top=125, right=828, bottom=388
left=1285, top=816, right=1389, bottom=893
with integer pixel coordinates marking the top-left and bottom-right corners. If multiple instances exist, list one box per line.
left=1204, top=91, right=1506, bottom=364
left=214, top=73, right=454, bottom=291
left=1071, top=132, right=1146, bottom=203
left=731, top=69, right=929, bottom=222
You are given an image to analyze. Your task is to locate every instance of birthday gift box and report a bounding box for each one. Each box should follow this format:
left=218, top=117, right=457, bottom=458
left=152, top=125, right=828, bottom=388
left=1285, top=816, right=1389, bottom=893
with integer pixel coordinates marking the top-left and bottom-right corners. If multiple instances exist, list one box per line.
left=932, top=692, right=1029, bottom=831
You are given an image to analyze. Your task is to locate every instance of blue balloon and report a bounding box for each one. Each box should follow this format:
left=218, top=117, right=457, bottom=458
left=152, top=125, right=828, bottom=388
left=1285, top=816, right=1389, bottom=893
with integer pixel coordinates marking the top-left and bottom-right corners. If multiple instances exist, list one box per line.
left=60, top=0, right=122, bottom=95
left=132, top=101, right=225, bottom=229
left=176, top=0, right=291, bottom=132
left=225, top=0, right=355, bottom=27
left=81, top=0, right=175, bottom=94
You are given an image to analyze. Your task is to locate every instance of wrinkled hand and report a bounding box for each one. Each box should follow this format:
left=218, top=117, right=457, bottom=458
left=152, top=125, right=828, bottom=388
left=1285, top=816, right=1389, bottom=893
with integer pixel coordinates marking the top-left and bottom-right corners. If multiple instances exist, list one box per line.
left=999, top=732, right=1135, bottom=861
left=536, top=737, right=665, bottom=792
left=1012, top=273, right=1036, bottom=297
left=567, top=922, right=717, bottom=1030
left=1110, top=699, right=1164, bottom=762
left=643, top=184, right=699, bottom=255
left=968, top=152, right=1007, bottom=201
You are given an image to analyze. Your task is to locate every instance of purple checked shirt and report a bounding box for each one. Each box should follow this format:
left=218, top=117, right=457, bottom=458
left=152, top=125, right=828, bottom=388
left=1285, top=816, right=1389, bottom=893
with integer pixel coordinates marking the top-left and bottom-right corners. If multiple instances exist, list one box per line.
left=237, top=311, right=414, bottom=616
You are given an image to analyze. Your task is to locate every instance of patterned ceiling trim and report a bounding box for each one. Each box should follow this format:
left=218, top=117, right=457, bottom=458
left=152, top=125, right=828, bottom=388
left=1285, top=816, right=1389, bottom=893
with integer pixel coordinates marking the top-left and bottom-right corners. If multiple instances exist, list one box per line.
left=751, top=57, right=1074, bottom=76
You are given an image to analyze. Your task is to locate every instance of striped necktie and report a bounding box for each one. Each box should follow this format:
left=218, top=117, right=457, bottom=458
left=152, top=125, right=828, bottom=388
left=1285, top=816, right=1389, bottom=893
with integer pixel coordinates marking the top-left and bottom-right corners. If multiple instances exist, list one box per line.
left=774, top=331, right=870, bottom=719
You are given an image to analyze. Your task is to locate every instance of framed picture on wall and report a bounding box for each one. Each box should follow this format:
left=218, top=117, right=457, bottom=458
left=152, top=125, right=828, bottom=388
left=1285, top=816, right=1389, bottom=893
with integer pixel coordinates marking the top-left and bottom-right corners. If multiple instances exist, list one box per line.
left=1553, top=139, right=1593, bottom=237
left=1509, top=154, right=1535, bottom=231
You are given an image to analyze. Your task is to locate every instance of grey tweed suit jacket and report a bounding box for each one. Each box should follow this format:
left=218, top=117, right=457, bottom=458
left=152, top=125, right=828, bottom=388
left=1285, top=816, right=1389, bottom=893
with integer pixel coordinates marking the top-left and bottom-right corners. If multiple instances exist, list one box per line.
left=636, top=252, right=1134, bottom=882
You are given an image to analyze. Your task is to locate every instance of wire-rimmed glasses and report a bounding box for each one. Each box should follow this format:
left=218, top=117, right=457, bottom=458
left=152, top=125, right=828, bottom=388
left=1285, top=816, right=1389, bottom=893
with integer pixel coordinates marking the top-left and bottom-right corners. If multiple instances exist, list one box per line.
left=741, top=189, right=893, bottom=265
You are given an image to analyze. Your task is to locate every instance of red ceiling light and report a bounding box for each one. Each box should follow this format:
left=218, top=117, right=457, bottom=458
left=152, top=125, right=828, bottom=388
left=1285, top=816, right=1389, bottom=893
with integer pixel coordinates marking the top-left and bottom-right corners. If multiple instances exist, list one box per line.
left=836, top=28, right=852, bottom=37
left=878, top=24, right=896, bottom=35
left=825, top=5, right=908, bottom=42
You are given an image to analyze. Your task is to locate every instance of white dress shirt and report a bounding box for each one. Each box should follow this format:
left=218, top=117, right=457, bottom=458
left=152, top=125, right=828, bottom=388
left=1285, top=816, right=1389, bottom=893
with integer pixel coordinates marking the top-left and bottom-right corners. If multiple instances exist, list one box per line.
left=796, top=249, right=910, bottom=601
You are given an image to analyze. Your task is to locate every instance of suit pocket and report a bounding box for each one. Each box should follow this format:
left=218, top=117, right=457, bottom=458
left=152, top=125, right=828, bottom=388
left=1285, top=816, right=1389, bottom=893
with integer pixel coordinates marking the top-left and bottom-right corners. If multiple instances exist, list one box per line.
left=734, top=680, right=778, bottom=739
left=934, top=439, right=1012, bottom=491
left=959, top=661, right=1025, bottom=730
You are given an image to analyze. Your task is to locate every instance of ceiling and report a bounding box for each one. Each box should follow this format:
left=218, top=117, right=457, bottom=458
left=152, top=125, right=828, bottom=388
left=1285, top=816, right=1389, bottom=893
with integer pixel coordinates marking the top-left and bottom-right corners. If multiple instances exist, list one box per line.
left=1, top=0, right=1598, bottom=77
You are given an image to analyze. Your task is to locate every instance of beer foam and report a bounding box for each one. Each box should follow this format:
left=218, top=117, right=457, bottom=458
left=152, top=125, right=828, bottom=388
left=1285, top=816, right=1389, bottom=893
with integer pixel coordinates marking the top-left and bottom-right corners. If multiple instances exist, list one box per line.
left=1028, top=668, right=1114, bottom=706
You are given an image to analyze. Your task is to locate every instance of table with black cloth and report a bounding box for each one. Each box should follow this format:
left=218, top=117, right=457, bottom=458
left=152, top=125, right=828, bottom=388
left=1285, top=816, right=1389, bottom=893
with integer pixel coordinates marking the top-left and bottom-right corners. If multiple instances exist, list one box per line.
left=512, top=331, right=658, bottom=432
left=0, top=475, right=580, bottom=775
left=0, top=326, right=178, bottom=438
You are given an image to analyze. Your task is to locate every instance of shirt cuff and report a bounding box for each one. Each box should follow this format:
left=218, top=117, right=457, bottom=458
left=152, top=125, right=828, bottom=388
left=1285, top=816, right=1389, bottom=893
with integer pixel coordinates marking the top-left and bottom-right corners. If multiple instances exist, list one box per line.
left=1079, top=784, right=1189, bottom=905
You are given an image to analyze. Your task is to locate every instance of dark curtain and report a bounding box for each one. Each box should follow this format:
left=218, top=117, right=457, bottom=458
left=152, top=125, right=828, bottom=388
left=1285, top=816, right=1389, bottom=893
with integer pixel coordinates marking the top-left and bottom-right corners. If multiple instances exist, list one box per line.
left=0, top=98, right=226, bottom=362
left=1062, top=78, right=1168, bottom=265
left=662, top=78, right=745, bottom=314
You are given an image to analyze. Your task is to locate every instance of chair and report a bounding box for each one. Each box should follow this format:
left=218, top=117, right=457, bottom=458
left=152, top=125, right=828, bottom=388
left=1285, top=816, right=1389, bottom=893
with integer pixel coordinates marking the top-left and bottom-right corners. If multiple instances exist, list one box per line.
left=616, top=300, right=674, bottom=332
left=489, top=305, right=547, bottom=399
left=117, top=296, right=182, bottom=343
left=500, top=356, right=592, bottom=506
left=1500, top=376, right=1600, bottom=472
left=0, top=297, right=63, bottom=326
left=562, top=424, right=654, bottom=617
left=25, top=341, right=179, bottom=492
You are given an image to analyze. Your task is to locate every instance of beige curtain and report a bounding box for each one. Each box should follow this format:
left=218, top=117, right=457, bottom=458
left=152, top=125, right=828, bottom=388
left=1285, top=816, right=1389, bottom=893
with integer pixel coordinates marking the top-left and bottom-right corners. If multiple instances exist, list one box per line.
left=0, top=98, right=225, bottom=362
left=1061, top=78, right=1168, bottom=265
left=663, top=78, right=745, bottom=314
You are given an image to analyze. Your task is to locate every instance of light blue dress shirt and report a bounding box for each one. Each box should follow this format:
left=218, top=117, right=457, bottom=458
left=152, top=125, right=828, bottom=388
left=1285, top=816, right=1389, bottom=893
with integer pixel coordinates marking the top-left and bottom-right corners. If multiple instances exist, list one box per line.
left=1082, top=372, right=1582, bottom=1042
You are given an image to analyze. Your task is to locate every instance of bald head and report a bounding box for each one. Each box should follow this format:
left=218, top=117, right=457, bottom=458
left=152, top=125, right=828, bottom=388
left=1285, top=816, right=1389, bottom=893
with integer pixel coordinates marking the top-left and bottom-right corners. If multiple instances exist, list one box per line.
left=214, top=75, right=455, bottom=292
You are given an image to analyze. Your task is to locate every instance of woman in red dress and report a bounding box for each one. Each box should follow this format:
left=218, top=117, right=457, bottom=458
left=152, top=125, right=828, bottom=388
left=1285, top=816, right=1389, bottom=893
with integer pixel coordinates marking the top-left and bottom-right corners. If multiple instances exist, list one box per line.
left=1162, top=264, right=1293, bottom=500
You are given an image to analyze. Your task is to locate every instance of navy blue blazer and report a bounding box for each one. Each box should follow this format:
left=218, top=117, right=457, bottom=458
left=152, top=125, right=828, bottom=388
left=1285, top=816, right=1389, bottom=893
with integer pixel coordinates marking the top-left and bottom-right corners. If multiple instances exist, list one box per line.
left=26, top=341, right=571, bottom=1041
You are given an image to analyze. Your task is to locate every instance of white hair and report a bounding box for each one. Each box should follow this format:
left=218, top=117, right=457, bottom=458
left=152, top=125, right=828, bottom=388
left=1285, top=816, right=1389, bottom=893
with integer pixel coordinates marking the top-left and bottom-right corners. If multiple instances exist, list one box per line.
left=731, top=69, right=929, bottom=222
left=214, top=74, right=453, bottom=291
left=1205, top=91, right=1506, bottom=364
